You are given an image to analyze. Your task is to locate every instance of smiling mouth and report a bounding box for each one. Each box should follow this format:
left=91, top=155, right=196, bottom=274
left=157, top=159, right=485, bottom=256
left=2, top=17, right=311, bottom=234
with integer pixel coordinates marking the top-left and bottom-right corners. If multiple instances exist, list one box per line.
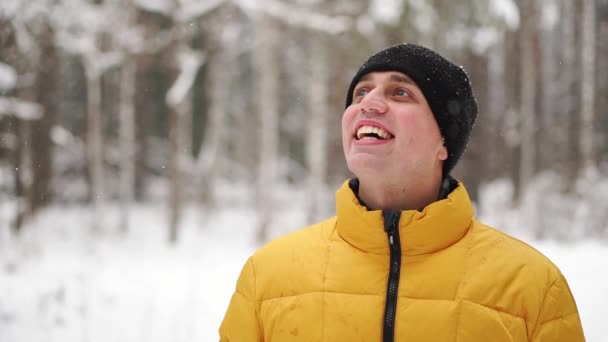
left=354, top=125, right=394, bottom=141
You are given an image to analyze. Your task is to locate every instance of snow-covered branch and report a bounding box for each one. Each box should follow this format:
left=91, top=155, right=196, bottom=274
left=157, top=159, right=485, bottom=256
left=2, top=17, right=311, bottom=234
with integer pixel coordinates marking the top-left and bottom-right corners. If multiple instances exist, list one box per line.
left=135, top=0, right=353, bottom=34
left=166, top=49, right=206, bottom=108
left=235, top=0, right=353, bottom=34
left=0, top=97, right=43, bottom=120
left=0, top=63, right=17, bottom=92
left=134, top=0, right=174, bottom=15
left=175, top=0, right=225, bottom=23
left=490, top=0, right=519, bottom=30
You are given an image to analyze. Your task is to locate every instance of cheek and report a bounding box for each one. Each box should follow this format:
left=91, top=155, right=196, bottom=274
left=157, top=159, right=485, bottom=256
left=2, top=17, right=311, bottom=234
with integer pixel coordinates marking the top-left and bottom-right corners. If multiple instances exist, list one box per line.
left=399, top=111, right=441, bottom=136
left=392, top=117, right=418, bottom=158
left=341, top=106, right=358, bottom=142
left=395, top=113, right=443, bottom=148
left=342, top=105, right=357, bottom=125
left=395, top=114, right=425, bottom=140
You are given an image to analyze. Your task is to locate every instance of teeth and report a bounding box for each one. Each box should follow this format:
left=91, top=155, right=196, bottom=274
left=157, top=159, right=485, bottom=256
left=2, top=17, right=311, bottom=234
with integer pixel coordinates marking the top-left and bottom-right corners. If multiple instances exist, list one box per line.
left=356, top=125, right=391, bottom=139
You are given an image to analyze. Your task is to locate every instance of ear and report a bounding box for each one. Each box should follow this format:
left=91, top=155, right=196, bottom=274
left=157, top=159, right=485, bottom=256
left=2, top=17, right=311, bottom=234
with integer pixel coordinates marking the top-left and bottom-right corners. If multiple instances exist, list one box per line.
left=438, top=147, right=448, bottom=161
left=437, top=142, right=448, bottom=161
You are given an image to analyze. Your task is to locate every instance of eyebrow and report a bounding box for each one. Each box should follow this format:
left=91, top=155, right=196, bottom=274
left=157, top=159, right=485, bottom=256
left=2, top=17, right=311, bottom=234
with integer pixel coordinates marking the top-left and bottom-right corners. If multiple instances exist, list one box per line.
left=358, top=72, right=416, bottom=85
left=389, top=73, right=415, bottom=85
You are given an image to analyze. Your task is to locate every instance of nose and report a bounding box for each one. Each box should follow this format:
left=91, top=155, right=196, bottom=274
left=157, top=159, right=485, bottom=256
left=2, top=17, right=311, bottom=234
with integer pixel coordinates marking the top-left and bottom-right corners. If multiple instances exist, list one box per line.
left=359, top=89, right=388, bottom=114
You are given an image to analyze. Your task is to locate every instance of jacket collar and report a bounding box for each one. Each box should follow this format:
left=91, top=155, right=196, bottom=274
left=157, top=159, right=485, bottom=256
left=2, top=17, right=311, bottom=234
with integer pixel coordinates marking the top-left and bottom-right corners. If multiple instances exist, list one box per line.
left=335, top=179, right=474, bottom=256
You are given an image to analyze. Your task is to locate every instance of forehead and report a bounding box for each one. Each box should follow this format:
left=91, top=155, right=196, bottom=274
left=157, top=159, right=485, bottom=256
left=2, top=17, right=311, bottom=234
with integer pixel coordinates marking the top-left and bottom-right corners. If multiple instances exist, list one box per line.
left=357, top=71, right=416, bottom=85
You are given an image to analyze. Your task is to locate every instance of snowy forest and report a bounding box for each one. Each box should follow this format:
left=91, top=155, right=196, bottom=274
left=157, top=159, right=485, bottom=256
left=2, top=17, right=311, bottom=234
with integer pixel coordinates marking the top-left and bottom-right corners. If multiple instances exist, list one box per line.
left=1, top=0, right=608, bottom=341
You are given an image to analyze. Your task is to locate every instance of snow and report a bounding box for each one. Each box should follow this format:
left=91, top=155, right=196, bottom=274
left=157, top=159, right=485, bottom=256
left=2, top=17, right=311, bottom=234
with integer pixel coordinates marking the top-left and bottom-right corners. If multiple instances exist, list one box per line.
left=369, top=0, right=403, bottom=26
left=533, top=240, right=608, bottom=342
left=133, top=0, right=352, bottom=34
left=0, top=203, right=261, bottom=342
left=1, top=182, right=607, bottom=341
left=136, top=0, right=225, bottom=22
left=471, top=26, right=500, bottom=55
left=236, top=0, right=352, bottom=34
left=0, top=62, right=17, bottom=92
left=134, top=0, right=174, bottom=16
left=0, top=97, right=43, bottom=120
left=490, top=0, right=520, bottom=30
left=0, top=1, right=19, bottom=16
left=165, top=49, right=206, bottom=108
left=50, top=125, right=76, bottom=147
left=480, top=172, right=608, bottom=240
left=174, top=0, right=224, bottom=23
left=356, top=14, right=377, bottom=37
left=408, top=0, right=437, bottom=36
left=540, top=0, right=560, bottom=31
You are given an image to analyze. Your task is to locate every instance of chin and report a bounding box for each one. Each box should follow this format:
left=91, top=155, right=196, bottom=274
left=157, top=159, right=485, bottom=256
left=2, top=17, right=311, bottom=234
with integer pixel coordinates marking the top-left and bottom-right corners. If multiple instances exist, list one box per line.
left=346, top=157, right=387, bottom=179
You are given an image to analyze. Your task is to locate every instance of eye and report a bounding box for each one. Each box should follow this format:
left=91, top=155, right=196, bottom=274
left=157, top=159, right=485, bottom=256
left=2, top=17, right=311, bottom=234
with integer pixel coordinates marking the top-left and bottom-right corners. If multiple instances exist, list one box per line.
left=394, top=88, right=410, bottom=97
left=355, top=88, right=369, bottom=97
left=352, top=87, right=369, bottom=102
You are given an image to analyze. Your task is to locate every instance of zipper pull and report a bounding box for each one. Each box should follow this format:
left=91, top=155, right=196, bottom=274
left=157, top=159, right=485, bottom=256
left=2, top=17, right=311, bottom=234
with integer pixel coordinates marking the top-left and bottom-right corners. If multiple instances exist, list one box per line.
left=383, top=211, right=399, bottom=246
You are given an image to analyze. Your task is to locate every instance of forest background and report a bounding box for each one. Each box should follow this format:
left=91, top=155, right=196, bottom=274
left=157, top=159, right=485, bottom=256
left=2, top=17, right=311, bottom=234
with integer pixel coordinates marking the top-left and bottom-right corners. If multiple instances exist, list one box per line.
left=1, top=0, right=608, bottom=240
left=1, top=0, right=608, bottom=340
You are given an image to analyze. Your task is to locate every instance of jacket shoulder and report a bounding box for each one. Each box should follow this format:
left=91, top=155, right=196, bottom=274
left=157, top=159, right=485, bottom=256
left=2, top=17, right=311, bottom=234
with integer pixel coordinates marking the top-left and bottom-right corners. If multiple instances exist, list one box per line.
left=470, top=221, right=562, bottom=277
left=463, top=221, right=566, bottom=318
left=248, top=217, right=336, bottom=301
left=253, top=217, right=335, bottom=261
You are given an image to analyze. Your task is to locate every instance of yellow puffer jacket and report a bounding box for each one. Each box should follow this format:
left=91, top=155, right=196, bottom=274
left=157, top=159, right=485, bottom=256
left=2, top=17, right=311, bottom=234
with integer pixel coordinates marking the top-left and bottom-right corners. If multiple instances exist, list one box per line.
left=220, top=181, right=584, bottom=341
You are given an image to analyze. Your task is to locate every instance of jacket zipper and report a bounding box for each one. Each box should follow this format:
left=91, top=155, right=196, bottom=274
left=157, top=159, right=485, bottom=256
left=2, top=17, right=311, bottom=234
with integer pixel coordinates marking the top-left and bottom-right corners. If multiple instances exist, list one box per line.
left=382, top=211, right=402, bottom=342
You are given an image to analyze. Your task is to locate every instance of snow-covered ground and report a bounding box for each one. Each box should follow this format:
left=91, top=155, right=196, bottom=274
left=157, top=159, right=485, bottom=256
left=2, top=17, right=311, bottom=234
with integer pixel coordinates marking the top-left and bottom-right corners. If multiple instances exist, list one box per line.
left=0, top=202, right=263, bottom=342
left=1, top=194, right=606, bottom=341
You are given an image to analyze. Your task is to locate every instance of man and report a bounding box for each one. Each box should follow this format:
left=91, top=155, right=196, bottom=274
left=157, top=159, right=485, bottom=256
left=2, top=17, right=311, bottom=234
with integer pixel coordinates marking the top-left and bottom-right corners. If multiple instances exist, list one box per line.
left=219, top=43, right=585, bottom=341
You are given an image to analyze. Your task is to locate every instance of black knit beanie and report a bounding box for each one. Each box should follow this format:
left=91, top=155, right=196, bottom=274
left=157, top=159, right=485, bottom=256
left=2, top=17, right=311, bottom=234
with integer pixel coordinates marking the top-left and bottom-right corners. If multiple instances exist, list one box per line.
left=345, top=43, right=478, bottom=177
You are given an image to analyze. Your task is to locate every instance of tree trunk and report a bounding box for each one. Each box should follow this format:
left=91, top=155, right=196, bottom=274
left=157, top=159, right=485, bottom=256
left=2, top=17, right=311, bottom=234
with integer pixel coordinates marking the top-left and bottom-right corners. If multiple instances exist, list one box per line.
left=167, top=54, right=189, bottom=243
left=168, top=105, right=181, bottom=242
left=134, top=59, right=150, bottom=201
left=456, top=51, right=485, bottom=202
left=518, top=0, right=537, bottom=204
left=560, top=0, right=579, bottom=192
left=598, top=0, right=608, bottom=171
left=29, top=29, right=57, bottom=213
left=504, top=27, right=522, bottom=202
left=254, top=14, right=281, bottom=243
left=486, top=32, right=507, bottom=180
left=119, top=58, right=136, bottom=232
left=167, top=45, right=197, bottom=243
left=196, top=49, right=228, bottom=212
left=85, top=63, right=105, bottom=233
left=117, top=0, right=137, bottom=232
left=306, top=32, right=329, bottom=223
left=11, top=117, right=27, bottom=234
left=539, top=2, right=560, bottom=172
left=518, top=0, right=542, bottom=238
left=579, top=0, right=597, bottom=173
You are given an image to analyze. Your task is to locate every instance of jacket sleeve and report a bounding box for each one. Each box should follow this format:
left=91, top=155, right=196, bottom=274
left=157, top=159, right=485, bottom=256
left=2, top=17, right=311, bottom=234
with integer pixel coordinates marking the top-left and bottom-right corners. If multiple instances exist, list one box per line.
left=530, top=273, right=585, bottom=342
left=219, top=257, right=263, bottom=342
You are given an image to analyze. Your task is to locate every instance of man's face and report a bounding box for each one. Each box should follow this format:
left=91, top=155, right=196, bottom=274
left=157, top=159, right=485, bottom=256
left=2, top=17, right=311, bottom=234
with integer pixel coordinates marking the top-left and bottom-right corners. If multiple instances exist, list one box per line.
left=342, top=71, right=447, bottom=182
